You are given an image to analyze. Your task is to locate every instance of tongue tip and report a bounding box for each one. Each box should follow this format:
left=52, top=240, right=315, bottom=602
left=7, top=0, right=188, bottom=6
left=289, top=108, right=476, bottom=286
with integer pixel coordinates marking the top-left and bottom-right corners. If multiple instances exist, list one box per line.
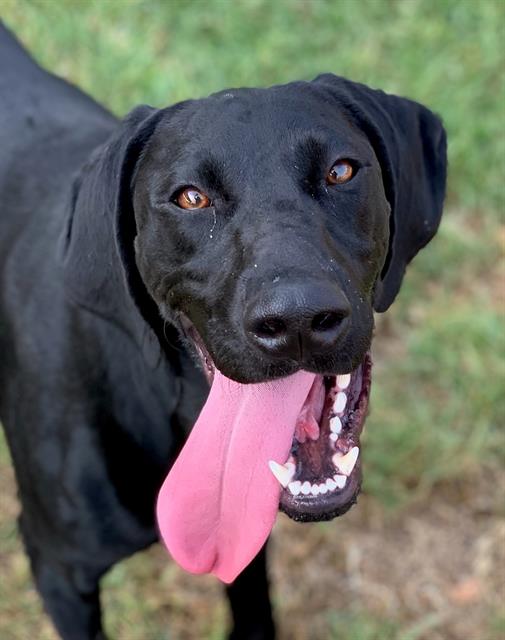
left=209, top=534, right=273, bottom=584
left=157, top=465, right=278, bottom=585
left=158, top=523, right=260, bottom=585
left=212, top=566, right=239, bottom=584
left=158, top=499, right=276, bottom=585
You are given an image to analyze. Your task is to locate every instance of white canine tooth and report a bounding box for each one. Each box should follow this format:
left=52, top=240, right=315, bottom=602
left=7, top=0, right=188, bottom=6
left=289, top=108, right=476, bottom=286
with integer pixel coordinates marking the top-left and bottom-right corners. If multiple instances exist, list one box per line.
left=326, top=478, right=337, bottom=491
left=319, top=483, right=328, bottom=494
left=332, top=446, right=359, bottom=476
left=301, top=481, right=311, bottom=495
left=330, top=433, right=339, bottom=442
left=330, top=416, right=342, bottom=434
left=337, top=373, right=351, bottom=389
left=311, top=484, right=320, bottom=496
left=288, top=481, right=301, bottom=496
left=334, top=474, right=347, bottom=489
left=268, top=460, right=295, bottom=487
left=333, top=392, right=347, bottom=414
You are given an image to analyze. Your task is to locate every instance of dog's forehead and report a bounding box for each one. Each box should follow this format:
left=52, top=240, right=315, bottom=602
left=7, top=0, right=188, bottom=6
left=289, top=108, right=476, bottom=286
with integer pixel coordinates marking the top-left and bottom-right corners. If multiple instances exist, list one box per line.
left=161, top=83, right=363, bottom=155
left=206, top=83, right=319, bottom=121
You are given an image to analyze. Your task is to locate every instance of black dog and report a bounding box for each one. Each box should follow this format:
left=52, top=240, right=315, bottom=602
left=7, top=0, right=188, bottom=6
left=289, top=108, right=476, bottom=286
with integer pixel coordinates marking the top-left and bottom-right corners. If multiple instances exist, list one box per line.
left=0, top=22, right=446, bottom=640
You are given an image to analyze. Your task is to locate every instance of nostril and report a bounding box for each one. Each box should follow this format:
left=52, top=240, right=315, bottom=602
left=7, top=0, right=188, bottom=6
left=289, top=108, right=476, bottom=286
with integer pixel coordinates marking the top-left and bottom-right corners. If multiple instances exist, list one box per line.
left=254, top=317, right=287, bottom=339
left=311, top=311, right=343, bottom=333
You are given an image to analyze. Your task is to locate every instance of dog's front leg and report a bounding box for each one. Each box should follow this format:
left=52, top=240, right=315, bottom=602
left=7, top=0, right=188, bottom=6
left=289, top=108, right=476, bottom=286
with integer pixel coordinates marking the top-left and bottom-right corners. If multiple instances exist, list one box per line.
left=225, top=541, right=275, bottom=640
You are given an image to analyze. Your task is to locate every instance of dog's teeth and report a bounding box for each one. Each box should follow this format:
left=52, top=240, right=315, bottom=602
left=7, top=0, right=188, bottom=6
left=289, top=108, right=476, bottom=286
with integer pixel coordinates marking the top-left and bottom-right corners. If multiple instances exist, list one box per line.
left=268, top=460, right=295, bottom=487
left=332, top=447, right=359, bottom=476
left=334, top=474, right=347, bottom=489
left=330, top=433, right=339, bottom=443
left=301, top=481, right=311, bottom=495
left=326, top=478, right=337, bottom=491
left=310, top=484, right=320, bottom=496
left=288, top=481, right=301, bottom=496
left=337, top=373, right=351, bottom=389
left=319, top=483, right=328, bottom=494
left=330, top=416, right=342, bottom=434
left=333, top=392, right=347, bottom=414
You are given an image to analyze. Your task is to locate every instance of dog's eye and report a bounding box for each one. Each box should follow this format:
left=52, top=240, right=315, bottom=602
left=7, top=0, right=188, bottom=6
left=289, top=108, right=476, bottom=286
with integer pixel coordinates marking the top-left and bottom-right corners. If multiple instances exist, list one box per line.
left=174, top=187, right=211, bottom=210
left=326, top=160, right=355, bottom=185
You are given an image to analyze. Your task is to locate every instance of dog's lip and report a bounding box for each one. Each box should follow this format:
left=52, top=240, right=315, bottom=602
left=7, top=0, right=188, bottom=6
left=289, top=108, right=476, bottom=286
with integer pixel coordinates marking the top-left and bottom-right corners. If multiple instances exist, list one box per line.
left=279, top=466, right=362, bottom=522
left=178, top=314, right=216, bottom=384
left=178, top=313, right=302, bottom=384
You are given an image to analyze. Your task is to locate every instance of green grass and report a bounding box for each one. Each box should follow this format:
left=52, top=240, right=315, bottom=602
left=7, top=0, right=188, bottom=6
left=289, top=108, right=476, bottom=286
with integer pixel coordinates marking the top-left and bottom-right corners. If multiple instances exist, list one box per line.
left=329, top=610, right=400, bottom=640
left=1, top=1, right=504, bottom=638
left=367, top=295, right=504, bottom=506
left=2, top=0, right=504, bottom=214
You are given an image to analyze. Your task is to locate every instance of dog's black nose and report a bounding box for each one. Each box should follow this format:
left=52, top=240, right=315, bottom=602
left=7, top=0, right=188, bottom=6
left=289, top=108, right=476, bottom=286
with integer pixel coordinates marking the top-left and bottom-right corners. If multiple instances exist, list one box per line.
left=244, top=282, right=350, bottom=360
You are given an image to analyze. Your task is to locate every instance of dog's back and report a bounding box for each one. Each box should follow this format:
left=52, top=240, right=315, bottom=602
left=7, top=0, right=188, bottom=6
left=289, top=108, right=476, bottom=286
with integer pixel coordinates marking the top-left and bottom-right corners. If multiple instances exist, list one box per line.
left=0, top=22, right=116, bottom=245
left=0, top=21, right=116, bottom=155
left=0, top=24, right=115, bottom=413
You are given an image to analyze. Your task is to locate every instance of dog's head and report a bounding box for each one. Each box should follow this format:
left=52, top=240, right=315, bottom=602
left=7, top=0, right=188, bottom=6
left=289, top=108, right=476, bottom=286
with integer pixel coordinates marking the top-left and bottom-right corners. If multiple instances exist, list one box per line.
left=131, top=76, right=446, bottom=382
left=63, top=74, right=446, bottom=581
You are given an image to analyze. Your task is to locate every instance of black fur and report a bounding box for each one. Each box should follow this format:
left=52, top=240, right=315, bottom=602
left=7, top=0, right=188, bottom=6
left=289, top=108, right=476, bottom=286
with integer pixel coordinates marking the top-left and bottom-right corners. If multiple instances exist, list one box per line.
left=0, top=21, right=446, bottom=640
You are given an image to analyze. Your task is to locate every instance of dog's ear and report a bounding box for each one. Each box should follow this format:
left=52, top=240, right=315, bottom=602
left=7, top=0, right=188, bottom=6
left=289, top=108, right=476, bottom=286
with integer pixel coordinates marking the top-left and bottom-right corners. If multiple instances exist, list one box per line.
left=313, top=74, right=447, bottom=312
left=60, top=104, right=181, bottom=361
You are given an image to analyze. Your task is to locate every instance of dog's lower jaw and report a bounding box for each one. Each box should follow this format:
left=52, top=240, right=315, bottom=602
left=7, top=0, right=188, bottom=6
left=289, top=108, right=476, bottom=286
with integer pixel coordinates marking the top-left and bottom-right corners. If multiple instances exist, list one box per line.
left=275, top=354, right=371, bottom=522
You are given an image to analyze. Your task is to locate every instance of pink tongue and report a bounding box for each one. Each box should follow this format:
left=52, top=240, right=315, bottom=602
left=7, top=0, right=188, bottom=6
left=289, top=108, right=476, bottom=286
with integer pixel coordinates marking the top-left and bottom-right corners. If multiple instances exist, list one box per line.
left=156, top=369, right=316, bottom=583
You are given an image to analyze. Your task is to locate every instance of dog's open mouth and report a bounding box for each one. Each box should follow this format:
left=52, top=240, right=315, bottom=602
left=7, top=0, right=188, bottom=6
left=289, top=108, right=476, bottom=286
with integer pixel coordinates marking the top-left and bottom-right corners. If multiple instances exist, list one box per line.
left=278, top=360, right=371, bottom=521
left=156, top=319, right=371, bottom=583
left=186, top=322, right=372, bottom=522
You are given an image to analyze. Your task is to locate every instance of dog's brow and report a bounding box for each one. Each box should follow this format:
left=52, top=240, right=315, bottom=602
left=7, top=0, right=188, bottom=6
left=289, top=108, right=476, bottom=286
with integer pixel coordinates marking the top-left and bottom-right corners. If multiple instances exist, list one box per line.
left=196, top=157, right=228, bottom=192
left=289, top=135, right=329, bottom=189
left=296, top=135, right=328, bottom=161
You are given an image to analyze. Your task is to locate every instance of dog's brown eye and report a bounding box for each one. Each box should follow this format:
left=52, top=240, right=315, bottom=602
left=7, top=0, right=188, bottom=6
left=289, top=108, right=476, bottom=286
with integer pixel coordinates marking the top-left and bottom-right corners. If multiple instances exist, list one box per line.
left=175, top=187, right=211, bottom=210
left=327, top=160, right=354, bottom=185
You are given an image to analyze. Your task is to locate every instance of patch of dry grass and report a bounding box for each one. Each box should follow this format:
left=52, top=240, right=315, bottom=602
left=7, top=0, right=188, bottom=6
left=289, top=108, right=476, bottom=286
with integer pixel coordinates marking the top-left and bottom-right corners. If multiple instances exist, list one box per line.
left=1, top=446, right=504, bottom=639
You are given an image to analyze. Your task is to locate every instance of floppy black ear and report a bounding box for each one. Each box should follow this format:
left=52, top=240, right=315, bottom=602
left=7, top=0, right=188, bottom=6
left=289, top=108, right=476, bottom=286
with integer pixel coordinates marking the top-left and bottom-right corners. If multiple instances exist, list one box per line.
left=313, top=74, right=447, bottom=312
left=60, top=104, right=180, bottom=360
